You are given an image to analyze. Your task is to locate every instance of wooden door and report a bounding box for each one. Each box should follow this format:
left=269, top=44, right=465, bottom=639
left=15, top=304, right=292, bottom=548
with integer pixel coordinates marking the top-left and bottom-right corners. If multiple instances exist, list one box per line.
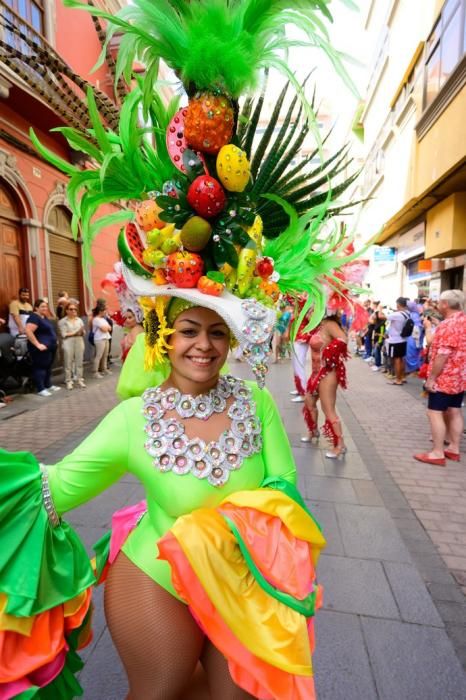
left=0, top=184, right=25, bottom=322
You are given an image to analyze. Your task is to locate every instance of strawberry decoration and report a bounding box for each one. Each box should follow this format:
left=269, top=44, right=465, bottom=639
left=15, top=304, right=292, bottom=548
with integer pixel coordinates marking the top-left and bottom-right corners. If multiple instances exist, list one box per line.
left=184, top=92, right=234, bottom=155
left=166, top=251, right=204, bottom=288
left=187, top=175, right=226, bottom=219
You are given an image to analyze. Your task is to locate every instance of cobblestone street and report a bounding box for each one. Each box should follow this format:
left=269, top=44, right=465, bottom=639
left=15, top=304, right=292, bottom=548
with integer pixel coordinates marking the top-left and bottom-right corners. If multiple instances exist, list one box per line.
left=1, top=358, right=466, bottom=699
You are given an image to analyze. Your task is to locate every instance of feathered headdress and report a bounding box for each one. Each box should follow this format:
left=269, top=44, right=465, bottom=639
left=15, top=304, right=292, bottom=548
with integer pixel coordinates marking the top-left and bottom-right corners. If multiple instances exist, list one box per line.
left=32, top=0, right=366, bottom=385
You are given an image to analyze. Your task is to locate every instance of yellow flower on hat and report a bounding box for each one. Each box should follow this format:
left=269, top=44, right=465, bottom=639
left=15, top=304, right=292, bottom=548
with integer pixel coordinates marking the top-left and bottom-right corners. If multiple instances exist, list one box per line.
left=140, top=296, right=175, bottom=370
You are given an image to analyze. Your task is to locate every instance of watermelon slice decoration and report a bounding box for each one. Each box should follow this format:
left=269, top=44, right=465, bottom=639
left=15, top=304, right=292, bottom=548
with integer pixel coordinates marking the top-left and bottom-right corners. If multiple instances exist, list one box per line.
left=166, top=108, right=207, bottom=175
left=117, top=222, right=152, bottom=279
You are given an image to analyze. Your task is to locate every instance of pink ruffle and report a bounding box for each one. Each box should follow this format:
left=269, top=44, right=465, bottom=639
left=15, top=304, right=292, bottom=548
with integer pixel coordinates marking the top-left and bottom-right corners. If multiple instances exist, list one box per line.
left=109, top=500, right=147, bottom=564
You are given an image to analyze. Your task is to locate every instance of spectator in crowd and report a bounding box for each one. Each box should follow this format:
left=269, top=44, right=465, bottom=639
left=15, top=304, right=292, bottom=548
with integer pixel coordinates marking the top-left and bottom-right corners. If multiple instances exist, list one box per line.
left=371, top=305, right=386, bottom=372
left=405, top=299, right=423, bottom=373
left=271, top=301, right=292, bottom=363
left=55, top=290, right=69, bottom=320
left=0, top=317, right=15, bottom=366
left=25, top=299, right=60, bottom=397
left=386, top=297, right=410, bottom=386
left=91, top=301, right=112, bottom=379
left=94, top=297, right=114, bottom=368
left=8, top=288, right=33, bottom=337
left=58, top=301, right=86, bottom=390
left=120, top=309, right=144, bottom=362
left=414, top=290, right=465, bottom=466
left=363, top=300, right=378, bottom=360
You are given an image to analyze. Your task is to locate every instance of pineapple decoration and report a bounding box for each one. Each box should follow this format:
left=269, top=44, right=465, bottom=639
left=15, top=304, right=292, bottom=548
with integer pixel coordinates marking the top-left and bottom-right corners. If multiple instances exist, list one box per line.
left=184, top=91, right=235, bottom=155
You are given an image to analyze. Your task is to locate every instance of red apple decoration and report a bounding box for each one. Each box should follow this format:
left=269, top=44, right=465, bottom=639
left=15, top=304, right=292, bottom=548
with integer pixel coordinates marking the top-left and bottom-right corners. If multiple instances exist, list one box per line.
left=187, top=176, right=226, bottom=219
left=166, top=251, right=204, bottom=288
left=255, top=257, right=274, bottom=279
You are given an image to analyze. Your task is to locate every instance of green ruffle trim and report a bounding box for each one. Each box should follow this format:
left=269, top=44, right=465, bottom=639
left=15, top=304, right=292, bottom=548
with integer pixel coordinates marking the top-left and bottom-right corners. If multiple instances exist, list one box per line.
left=93, top=530, right=111, bottom=581
left=0, top=449, right=96, bottom=617
left=223, top=514, right=317, bottom=617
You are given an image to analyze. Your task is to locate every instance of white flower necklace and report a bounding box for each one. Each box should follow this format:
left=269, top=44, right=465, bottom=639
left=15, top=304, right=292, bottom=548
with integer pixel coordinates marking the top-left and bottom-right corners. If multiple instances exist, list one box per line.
left=142, top=375, right=262, bottom=487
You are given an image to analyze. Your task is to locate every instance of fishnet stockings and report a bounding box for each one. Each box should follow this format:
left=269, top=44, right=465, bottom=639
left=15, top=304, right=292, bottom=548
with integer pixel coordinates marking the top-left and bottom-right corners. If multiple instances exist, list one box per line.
left=104, top=553, right=254, bottom=700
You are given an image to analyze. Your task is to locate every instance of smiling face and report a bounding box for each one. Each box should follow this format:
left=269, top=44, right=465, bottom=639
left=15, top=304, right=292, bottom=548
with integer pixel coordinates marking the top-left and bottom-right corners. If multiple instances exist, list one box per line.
left=125, top=310, right=136, bottom=328
left=167, top=306, right=230, bottom=393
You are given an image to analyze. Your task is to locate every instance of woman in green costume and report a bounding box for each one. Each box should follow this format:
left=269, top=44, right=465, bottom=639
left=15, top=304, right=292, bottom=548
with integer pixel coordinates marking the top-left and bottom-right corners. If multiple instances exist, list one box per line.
left=0, top=2, right=367, bottom=697
left=0, top=290, right=326, bottom=700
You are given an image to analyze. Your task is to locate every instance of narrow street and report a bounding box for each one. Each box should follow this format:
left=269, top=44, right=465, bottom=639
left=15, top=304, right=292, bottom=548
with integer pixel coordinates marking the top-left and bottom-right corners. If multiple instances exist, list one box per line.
left=1, top=358, right=466, bottom=699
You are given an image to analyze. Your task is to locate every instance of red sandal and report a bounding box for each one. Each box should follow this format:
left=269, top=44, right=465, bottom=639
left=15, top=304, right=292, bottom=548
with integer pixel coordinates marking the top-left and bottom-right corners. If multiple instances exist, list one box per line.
left=413, top=453, right=446, bottom=467
left=444, top=451, right=460, bottom=462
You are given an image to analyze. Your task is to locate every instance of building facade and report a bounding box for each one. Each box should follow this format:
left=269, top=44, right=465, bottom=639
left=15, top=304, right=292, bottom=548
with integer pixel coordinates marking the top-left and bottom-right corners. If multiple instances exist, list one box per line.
left=352, top=0, right=466, bottom=302
left=0, top=0, right=124, bottom=319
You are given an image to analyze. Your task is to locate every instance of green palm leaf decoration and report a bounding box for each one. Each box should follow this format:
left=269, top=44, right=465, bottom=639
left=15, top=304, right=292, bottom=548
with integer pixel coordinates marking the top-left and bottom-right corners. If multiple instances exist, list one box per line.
left=238, top=81, right=360, bottom=239
left=31, top=86, right=179, bottom=271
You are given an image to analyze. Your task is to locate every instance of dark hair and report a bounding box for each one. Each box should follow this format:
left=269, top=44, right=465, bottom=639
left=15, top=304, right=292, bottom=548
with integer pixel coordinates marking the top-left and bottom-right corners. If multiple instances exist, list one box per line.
left=92, top=299, right=107, bottom=316
left=33, top=298, right=47, bottom=310
left=324, top=313, right=343, bottom=328
left=396, top=296, right=408, bottom=307
left=19, top=287, right=29, bottom=294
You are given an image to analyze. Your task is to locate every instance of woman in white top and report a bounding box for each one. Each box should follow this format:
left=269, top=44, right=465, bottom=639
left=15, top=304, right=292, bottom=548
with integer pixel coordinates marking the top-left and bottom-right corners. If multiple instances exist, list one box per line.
left=92, top=302, right=112, bottom=378
left=58, top=301, right=86, bottom=389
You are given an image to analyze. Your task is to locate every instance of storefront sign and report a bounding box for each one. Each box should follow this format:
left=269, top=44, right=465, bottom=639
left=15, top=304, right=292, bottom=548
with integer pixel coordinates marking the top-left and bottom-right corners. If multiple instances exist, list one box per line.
left=374, top=246, right=396, bottom=263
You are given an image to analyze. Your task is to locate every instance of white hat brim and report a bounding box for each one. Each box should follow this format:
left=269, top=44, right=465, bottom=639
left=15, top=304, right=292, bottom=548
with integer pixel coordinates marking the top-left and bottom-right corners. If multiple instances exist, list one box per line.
left=122, top=264, right=276, bottom=350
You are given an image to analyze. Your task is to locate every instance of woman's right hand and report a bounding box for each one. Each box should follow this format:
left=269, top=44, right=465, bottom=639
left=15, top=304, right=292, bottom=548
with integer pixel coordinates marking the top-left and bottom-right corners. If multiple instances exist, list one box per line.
left=37, top=343, right=47, bottom=351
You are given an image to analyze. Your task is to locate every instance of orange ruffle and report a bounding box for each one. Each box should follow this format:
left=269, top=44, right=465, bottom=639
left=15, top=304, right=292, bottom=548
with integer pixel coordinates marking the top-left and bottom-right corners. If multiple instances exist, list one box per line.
left=158, top=532, right=317, bottom=700
left=0, top=588, right=92, bottom=683
left=219, top=504, right=315, bottom=600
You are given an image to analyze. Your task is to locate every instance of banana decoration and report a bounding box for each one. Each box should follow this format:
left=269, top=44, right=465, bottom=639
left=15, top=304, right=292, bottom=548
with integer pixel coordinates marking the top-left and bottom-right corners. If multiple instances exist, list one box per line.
left=245, top=215, right=263, bottom=255
left=237, top=240, right=257, bottom=296
left=219, top=262, right=237, bottom=290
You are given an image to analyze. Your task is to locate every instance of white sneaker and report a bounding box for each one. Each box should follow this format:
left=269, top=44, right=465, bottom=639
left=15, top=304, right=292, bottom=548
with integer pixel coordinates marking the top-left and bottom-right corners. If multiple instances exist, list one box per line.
left=290, top=389, right=299, bottom=396
left=103, top=369, right=113, bottom=375
left=291, top=395, right=305, bottom=403
left=371, top=366, right=381, bottom=372
left=38, top=389, right=52, bottom=397
left=364, top=357, right=372, bottom=362
left=77, top=379, right=86, bottom=388
left=93, top=372, right=104, bottom=379
left=66, top=381, right=73, bottom=390
left=49, top=385, right=61, bottom=392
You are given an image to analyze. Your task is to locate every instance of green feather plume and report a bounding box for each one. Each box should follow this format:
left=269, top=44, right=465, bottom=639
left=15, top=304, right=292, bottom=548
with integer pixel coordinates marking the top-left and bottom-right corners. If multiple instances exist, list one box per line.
left=31, top=85, right=179, bottom=275
left=263, top=193, right=370, bottom=336
left=63, top=0, right=358, bottom=110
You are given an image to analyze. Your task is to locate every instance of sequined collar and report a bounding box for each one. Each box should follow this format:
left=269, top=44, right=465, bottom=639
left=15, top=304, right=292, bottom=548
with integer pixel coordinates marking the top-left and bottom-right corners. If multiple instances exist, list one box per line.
left=142, top=376, right=262, bottom=487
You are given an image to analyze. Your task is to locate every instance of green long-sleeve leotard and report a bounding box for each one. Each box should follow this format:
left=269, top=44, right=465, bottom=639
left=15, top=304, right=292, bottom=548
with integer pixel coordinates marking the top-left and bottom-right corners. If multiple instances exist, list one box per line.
left=47, top=381, right=297, bottom=597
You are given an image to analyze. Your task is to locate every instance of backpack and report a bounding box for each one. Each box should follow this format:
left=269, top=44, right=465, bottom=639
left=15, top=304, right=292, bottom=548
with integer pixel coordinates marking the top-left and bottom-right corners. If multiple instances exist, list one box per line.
left=400, top=311, right=414, bottom=338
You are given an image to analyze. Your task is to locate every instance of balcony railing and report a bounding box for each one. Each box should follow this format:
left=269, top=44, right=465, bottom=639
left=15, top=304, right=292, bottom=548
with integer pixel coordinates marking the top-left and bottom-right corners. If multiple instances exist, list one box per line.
left=0, top=0, right=58, bottom=101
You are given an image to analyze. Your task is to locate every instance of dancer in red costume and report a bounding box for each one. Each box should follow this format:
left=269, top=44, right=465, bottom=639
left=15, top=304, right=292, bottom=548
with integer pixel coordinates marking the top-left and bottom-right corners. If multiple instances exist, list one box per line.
left=301, top=315, right=349, bottom=458
left=290, top=297, right=312, bottom=403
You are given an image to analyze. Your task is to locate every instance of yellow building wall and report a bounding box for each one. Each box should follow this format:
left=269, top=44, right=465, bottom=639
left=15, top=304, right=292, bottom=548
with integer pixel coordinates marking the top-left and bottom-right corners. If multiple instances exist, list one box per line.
left=425, top=193, right=466, bottom=258
left=414, top=89, right=466, bottom=197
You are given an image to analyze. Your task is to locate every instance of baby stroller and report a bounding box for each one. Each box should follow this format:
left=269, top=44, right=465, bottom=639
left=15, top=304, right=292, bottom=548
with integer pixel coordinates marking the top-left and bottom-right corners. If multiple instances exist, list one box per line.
left=0, top=334, right=33, bottom=396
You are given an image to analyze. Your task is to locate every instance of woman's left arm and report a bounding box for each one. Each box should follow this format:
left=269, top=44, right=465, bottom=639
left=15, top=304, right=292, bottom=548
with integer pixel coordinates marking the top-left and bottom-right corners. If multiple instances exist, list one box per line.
left=258, top=387, right=297, bottom=485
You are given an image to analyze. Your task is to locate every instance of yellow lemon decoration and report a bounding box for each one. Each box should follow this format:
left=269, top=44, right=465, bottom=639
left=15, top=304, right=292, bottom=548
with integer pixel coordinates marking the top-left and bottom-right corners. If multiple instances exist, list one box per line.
left=216, top=145, right=250, bottom=192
